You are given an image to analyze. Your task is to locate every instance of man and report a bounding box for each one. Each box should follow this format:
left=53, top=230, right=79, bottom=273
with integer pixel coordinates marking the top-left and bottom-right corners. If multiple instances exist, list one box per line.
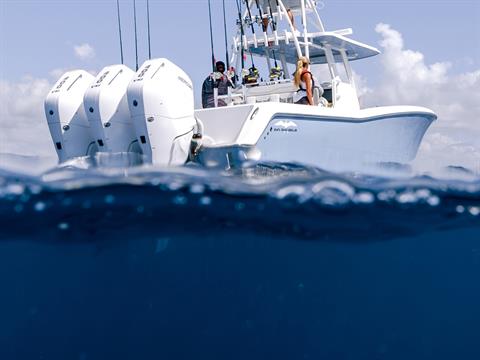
left=201, top=61, right=235, bottom=108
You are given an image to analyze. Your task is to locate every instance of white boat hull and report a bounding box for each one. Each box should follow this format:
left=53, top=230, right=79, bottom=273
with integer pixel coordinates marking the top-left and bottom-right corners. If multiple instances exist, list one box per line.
left=194, top=103, right=436, bottom=170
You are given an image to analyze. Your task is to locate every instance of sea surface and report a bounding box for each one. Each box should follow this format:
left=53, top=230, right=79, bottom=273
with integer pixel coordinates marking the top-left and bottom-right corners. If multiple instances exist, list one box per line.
left=0, top=157, right=479, bottom=360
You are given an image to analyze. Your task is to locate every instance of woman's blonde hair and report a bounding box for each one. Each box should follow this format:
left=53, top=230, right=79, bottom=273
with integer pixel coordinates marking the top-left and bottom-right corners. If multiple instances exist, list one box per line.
left=294, top=56, right=309, bottom=87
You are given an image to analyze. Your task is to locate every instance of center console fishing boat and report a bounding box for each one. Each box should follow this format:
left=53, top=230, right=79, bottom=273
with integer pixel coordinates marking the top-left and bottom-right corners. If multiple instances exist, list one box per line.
left=44, top=0, right=436, bottom=170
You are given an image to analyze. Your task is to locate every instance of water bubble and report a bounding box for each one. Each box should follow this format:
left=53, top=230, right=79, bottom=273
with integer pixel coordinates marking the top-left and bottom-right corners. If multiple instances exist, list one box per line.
left=468, top=207, right=480, bottom=216
left=426, top=195, right=440, bottom=206
left=275, top=185, right=306, bottom=200
left=57, top=222, right=69, bottom=230
left=6, top=184, right=24, bottom=195
left=172, top=195, right=187, bottom=205
left=168, top=181, right=184, bottom=191
left=456, top=205, right=465, bottom=213
left=155, top=238, right=170, bottom=254
left=28, top=185, right=42, bottom=195
left=81, top=200, right=92, bottom=209
left=396, top=191, right=417, bottom=204
left=62, top=198, right=72, bottom=206
left=199, top=196, right=212, bottom=206
left=312, top=180, right=355, bottom=206
left=377, top=190, right=396, bottom=201
left=14, top=204, right=24, bottom=213
left=136, top=205, right=145, bottom=213
left=353, top=191, right=374, bottom=204
left=34, top=201, right=46, bottom=212
left=235, top=202, right=246, bottom=211
left=189, top=184, right=205, bottom=194
left=104, top=195, right=115, bottom=204
left=415, top=189, right=431, bottom=199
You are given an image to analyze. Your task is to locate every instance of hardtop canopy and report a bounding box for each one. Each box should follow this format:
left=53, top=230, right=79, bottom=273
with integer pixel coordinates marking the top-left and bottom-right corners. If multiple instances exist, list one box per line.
left=249, top=32, right=380, bottom=64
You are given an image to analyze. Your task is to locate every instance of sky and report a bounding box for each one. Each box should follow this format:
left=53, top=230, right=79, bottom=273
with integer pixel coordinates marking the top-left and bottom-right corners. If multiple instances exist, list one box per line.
left=0, top=0, right=479, bottom=173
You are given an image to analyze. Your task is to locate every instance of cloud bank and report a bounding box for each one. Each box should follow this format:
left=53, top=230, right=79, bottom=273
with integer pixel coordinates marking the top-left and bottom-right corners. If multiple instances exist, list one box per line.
left=365, top=23, right=480, bottom=173
left=74, top=43, right=95, bottom=60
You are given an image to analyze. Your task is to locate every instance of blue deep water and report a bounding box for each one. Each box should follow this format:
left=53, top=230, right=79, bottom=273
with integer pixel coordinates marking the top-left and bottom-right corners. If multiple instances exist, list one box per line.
left=0, top=161, right=479, bottom=360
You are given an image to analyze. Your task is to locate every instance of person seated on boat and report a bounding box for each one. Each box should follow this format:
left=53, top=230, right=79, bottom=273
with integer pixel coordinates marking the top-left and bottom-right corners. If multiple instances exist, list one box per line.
left=201, top=61, right=235, bottom=108
left=293, top=57, right=325, bottom=106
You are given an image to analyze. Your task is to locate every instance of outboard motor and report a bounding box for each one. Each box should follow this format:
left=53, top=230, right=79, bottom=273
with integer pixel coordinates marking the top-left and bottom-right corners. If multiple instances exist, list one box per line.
left=83, top=65, right=141, bottom=154
left=44, top=70, right=97, bottom=163
left=127, top=58, right=196, bottom=166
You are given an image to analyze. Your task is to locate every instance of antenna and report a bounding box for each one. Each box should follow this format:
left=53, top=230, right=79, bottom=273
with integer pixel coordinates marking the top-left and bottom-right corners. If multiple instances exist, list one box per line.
left=207, top=0, right=215, bottom=72
left=222, top=0, right=230, bottom=69
left=235, top=0, right=245, bottom=70
left=116, top=0, right=124, bottom=64
left=147, top=0, right=152, bottom=60
left=133, top=0, right=139, bottom=71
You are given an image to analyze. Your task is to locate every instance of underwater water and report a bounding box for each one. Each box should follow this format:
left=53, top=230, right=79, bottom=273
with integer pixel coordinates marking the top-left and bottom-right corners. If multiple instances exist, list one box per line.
left=0, top=159, right=479, bottom=360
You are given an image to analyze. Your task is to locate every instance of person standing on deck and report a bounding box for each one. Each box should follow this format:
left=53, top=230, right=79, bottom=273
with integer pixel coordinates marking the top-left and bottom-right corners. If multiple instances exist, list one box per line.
left=201, top=61, right=235, bottom=108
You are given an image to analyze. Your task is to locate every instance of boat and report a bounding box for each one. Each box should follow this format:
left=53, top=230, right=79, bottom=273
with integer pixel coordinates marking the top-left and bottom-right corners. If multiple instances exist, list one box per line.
left=43, top=0, right=436, bottom=170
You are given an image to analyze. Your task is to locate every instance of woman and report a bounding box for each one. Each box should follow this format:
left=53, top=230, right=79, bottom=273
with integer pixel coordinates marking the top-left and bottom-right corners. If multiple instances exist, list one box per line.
left=293, top=56, right=314, bottom=105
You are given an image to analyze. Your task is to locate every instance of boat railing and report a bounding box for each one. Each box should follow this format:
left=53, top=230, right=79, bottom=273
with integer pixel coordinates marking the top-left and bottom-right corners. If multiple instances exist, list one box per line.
left=214, top=79, right=298, bottom=107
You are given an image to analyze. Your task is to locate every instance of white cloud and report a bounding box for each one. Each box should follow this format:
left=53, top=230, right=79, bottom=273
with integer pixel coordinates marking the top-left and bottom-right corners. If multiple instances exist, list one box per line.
left=74, top=43, right=95, bottom=60
left=360, top=23, right=480, bottom=174
left=0, top=76, right=56, bottom=159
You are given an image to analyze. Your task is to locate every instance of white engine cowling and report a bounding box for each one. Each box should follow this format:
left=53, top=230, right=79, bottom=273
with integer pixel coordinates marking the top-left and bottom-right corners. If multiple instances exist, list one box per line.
left=127, top=58, right=196, bottom=166
left=44, top=70, right=97, bottom=163
left=83, top=65, right=141, bottom=154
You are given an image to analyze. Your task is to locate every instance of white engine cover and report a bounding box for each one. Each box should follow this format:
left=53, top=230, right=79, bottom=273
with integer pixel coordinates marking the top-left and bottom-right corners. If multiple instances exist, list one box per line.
left=44, top=70, right=96, bottom=163
left=83, top=65, right=140, bottom=154
left=127, top=58, right=196, bottom=166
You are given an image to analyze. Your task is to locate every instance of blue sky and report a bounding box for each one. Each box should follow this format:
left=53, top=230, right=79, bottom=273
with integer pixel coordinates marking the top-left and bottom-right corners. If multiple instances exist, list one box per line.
left=1, top=0, right=478, bottom=86
left=1, top=0, right=479, bottom=173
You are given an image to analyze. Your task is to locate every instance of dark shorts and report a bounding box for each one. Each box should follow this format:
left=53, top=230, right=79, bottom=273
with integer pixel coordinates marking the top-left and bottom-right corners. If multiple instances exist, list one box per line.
left=295, top=96, right=309, bottom=105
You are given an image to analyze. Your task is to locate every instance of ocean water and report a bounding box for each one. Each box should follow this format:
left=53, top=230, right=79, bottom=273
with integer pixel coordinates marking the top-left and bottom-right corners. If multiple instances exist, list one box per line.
left=0, top=159, right=479, bottom=360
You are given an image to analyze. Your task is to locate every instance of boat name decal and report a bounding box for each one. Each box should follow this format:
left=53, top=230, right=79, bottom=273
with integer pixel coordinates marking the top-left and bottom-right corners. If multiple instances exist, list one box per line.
left=274, top=120, right=298, bottom=129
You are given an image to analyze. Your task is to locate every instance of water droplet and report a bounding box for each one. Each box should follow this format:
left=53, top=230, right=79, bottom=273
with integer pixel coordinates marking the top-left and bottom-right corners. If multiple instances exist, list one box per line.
left=136, top=205, right=145, bottom=213
left=456, top=205, right=465, bottom=213
left=14, top=204, right=24, bottom=213
left=34, top=201, right=46, bottom=212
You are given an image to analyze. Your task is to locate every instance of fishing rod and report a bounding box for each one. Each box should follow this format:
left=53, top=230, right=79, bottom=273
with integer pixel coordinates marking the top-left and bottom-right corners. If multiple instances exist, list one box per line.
left=207, top=0, right=216, bottom=72
left=147, top=0, right=151, bottom=60
left=266, top=0, right=279, bottom=68
left=133, top=0, right=139, bottom=70
left=235, top=0, right=245, bottom=70
left=222, top=0, right=230, bottom=69
left=244, top=0, right=256, bottom=34
left=243, top=0, right=256, bottom=68
left=116, top=0, right=124, bottom=64
left=254, top=0, right=278, bottom=69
